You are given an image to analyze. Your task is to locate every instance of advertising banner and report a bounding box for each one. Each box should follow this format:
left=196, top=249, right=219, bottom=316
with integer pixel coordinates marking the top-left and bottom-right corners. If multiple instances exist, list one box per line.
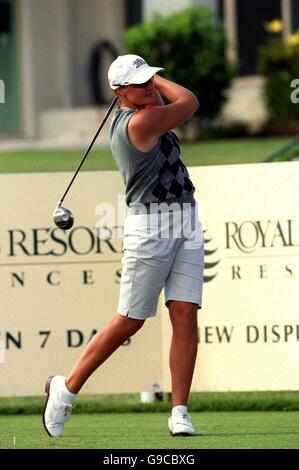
left=0, top=162, right=298, bottom=395
left=0, top=171, right=162, bottom=395
left=162, top=162, right=299, bottom=391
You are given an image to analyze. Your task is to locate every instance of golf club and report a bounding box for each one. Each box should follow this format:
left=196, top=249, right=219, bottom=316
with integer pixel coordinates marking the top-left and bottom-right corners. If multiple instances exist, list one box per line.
left=53, top=96, right=118, bottom=230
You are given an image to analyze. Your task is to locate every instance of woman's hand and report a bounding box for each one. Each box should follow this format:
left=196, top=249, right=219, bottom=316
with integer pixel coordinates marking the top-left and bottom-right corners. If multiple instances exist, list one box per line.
left=130, top=76, right=199, bottom=137
left=127, top=74, right=199, bottom=152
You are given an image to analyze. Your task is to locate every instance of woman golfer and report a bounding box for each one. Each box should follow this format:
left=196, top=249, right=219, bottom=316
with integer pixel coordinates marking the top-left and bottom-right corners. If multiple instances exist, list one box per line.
left=43, top=54, right=204, bottom=437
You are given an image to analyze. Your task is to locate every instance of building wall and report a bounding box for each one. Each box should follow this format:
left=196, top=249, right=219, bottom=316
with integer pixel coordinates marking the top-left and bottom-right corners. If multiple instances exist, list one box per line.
left=19, top=0, right=124, bottom=137
left=30, top=0, right=72, bottom=109
left=71, top=0, right=125, bottom=106
left=19, top=0, right=73, bottom=137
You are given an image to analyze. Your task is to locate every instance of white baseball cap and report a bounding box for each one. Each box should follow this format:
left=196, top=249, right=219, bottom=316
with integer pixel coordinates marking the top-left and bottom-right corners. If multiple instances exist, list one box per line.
left=108, top=54, right=164, bottom=90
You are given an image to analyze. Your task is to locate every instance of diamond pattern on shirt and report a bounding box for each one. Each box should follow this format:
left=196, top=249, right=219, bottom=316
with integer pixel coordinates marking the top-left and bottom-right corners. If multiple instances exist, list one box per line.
left=152, top=182, right=169, bottom=200
left=152, top=131, right=194, bottom=202
left=168, top=179, right=183, bottom=198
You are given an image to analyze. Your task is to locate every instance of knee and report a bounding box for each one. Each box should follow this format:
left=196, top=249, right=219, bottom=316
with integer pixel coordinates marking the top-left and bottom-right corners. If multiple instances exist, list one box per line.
left=169, top=302, right=198, bottom=332
left=129, top=318, right=145, bottom=336
left=113, top=314, right=145, bottom=336
left=119, top=316, right=145, bottom=337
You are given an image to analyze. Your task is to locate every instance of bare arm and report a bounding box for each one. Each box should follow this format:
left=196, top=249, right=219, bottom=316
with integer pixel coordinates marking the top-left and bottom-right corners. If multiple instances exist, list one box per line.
left=129, top=75, right=199, bottom=150
left=153, top=75, right=199, bottom=118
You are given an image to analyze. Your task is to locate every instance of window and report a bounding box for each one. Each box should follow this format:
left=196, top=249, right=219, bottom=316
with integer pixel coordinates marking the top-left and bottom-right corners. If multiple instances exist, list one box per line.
left=236, top=0, right=281, bottom=76
left=0, top=0, right=12, bottom=36
left=291, top=0, right=299, bottom=30
left=125, top=0, right=142, bottom=27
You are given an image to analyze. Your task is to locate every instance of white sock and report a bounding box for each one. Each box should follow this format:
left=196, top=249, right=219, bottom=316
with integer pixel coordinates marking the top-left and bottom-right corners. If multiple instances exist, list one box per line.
left=172, top=405, right=188, bottom=415
left=60, top=378, right=77, bottom=403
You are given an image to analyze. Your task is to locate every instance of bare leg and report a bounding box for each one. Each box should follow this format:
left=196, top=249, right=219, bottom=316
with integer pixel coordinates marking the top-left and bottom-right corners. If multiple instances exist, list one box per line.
left=168, top=300, right=198, bottom=406
left=66, top=314, right=145, bottom=393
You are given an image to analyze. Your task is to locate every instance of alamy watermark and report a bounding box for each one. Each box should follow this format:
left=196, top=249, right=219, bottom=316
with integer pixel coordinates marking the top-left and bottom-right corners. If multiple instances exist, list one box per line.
left=95, top=195, right=204, bottom=248
left=0, top=79, right=5, bottom=104
left=290, top=78, right=299, bottom=103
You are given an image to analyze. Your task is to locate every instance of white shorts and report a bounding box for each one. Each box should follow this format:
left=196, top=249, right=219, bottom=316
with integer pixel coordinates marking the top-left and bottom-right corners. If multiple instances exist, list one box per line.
left=117, top=204, right=204, bottom=320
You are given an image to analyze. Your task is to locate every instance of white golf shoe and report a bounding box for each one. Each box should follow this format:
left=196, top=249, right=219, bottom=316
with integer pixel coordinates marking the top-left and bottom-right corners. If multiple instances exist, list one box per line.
left=43, top=375, right=74, bottom=437
left=168, top=408, right=196, bottom=436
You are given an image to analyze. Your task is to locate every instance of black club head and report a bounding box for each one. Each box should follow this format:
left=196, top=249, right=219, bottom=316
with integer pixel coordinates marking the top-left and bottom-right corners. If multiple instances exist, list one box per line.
left=53, top=205, right=74, bottom=230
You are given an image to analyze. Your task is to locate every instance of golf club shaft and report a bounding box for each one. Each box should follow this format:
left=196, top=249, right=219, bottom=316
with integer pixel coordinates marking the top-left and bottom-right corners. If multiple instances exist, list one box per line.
left=58, top=97, right=118, bottom=206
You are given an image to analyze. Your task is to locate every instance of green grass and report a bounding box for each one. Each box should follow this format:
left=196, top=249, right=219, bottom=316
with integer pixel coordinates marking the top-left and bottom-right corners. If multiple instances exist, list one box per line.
left=0, top=137, right=290, bottom=173
left=0, top=411, right=298, bottom=449
left=0, top=391, right=298, bottom=415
